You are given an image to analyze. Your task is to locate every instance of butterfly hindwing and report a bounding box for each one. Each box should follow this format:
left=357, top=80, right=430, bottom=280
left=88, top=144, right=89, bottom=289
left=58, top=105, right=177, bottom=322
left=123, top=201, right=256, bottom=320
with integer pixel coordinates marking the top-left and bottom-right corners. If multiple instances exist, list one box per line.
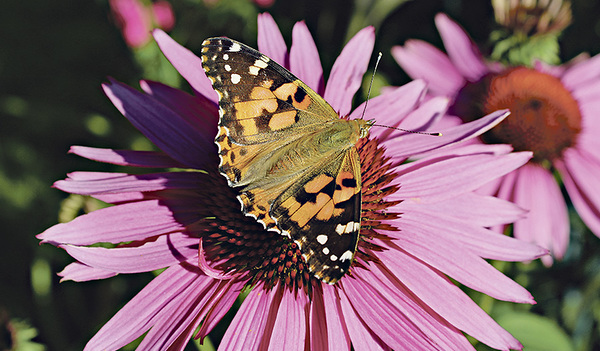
left=201, top=37, right=369, bottom=284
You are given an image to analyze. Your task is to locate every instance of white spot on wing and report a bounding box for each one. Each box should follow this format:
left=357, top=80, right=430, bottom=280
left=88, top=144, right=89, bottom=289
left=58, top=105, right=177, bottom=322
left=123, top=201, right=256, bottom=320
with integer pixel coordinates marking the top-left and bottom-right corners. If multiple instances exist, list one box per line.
left=249, top=66, right=260, bottom=76
left=231, top=74, right=241, bottom=84
left=229, top=42, right=241, bottom=52
left=330, top=255, right=338, bottom=261
left=322, top=247, right=329, bottom=255
left=224, top=64, right=231, bottom=72
left=340, top=250, right=353, bottom=262
left=316, top=235, right=328, bottom=245
left=254, top=59, right=268, bottom=69
left=223, top=53, right=229, bottom=60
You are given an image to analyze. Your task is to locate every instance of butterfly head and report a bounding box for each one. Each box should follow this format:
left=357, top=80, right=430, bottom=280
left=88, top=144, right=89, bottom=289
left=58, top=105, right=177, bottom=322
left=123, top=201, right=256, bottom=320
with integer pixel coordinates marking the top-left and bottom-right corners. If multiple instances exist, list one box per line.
left=360, top=119, right=375, bottom=138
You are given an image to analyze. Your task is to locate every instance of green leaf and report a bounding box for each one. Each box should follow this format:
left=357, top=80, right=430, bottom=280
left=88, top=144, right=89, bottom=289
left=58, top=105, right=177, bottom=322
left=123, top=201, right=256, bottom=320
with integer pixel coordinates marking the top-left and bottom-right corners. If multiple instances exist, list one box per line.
left=496, top=312, right=574, bottom=351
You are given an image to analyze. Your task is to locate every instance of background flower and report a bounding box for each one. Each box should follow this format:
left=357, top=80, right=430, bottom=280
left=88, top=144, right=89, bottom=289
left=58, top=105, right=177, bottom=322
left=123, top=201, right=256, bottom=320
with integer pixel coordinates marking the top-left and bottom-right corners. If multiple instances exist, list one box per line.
left=393, top=13, right=600, bottom=268
left=39, top=12, right=546, bottom=351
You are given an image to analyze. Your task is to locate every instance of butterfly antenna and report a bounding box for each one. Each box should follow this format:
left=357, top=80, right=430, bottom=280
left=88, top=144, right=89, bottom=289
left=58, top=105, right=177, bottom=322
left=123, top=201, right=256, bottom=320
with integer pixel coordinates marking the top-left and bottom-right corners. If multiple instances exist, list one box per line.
left=360, top=52, right=383, bottom=120
left=371, top=124, right=442, bottom=136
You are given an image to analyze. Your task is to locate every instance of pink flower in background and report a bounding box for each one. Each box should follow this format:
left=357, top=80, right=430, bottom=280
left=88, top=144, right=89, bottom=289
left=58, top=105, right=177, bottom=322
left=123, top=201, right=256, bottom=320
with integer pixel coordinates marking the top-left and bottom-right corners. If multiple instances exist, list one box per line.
left=393, top=13, right=600, bottom=265
left=110, top=0, right=175, bottom=48
left=39, top=13, right=546, bottom=350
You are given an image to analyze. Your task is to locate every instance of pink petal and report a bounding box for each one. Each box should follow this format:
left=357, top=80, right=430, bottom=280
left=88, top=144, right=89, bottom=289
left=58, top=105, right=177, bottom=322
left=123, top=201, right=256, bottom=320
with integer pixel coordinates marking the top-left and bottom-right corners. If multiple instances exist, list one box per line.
left=382, top=110, right=511, bottom=159
left=397, top=192, right=526, bottom=227
left=561, top=53, right=600, bottom=90
left=38, top=200, right=186, bottom=245
left=110, top=0, right=152, bottom=48
left=395, top=210, right=546, bottom=261
left=378, top=249, right=523, bottom=350
left=138, top=280, right=237, bottom=350
left=392, top=41, right=464, bottom=96
left=219, top=284, right=283, bottom=350
left=556, top=148, right=600, bottom=237
left=310, top=285, right=351, bottom=351
left=195, top=281, right=243, bottom=340
left=383, top=96, right=450, bottom=139
left=151, top=1, right=175, bottom=31
left=324, top=26, right=375, bottom=117
left=59, top=233, right=198, bottom=274
left=380, top=226, right=535, bottom=303
left=54, top=171, right=203, bottom=195
left=69, top=146, right=184, bottom=168
left=343, top=272, right=475, bottom=350
left=435, top=13, right=487, bottom=82
left=512, top=164, right=569, bottom=259
left=152, top=29, right=218, bottom=101
left=58, top=262, right=117, bottom=282
left=268, top=288, right=308, bottom=351
left=337, top=292, right=389, bottom=350
left=140, top=79, right=219, bottom=134
left=257, top=13, right=288, bottom=67
left=85, top=263, right=210, bottom=350
left=389, top=151, right=531, bottom=203
left=289, top=21, right=323, bottom=93
left=102, top=79, right=213, bottom=169
left=350, top=80, right=427, bottom=140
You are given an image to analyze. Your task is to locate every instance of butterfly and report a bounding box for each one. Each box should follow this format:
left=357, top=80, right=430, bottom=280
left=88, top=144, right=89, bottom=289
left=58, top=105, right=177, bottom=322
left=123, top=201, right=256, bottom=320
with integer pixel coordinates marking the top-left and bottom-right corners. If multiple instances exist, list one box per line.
left=200, top=37, right=372, bottom=284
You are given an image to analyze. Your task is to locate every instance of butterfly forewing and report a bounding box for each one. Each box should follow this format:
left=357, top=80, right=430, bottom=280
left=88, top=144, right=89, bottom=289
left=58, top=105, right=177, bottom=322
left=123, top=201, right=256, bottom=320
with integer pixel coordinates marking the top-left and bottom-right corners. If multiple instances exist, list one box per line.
left=201, top=37, right=367, bottom=284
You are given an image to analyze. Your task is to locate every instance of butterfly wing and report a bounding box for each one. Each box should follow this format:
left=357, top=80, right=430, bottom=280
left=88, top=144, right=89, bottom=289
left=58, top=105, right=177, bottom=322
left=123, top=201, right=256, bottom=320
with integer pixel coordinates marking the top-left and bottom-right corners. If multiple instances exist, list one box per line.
left=201, top=37, right=362, bottom=283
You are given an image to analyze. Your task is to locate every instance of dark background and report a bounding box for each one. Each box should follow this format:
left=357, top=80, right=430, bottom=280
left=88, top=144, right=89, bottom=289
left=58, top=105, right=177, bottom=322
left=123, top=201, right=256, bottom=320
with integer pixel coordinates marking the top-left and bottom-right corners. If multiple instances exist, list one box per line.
left=2, top=0, right=600, bottom=349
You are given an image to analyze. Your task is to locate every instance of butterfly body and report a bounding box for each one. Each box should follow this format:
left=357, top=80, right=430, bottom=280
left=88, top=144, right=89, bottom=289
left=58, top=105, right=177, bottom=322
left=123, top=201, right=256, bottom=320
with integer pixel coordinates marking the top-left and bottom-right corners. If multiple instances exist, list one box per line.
left=201, top=37, right=371, bottom=284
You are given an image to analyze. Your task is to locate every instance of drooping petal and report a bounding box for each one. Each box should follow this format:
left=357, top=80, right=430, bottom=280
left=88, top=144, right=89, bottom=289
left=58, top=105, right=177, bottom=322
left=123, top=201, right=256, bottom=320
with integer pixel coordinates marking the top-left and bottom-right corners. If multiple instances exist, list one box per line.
left=377, top=249, right=523, bottom=351
left=397, top=192, right=526, bottom=227
left=257, top=12, right=288, bottom=67
left=59, top=233, right=198, bottom=274
left=512, top=164, right=569, bottom=260
left=153, top=29, right=217, bottom=101
left=380, top=226, right=536, bottom=303
left=195, top=281, right=244, bottom=340
left=391, top=41, right=465, bottom=96
left=395, top=210, right=546, bottom=261
left=310, top=284, right=351, bottom=351
left=84, top=263, right=210, bottom=351
left=389, top=151, right=531, bottom=203
left=382, top=110, right=511, bottom=159
left=343, top=271, right=475, bottom=350
left=38, top=200, right=186, bottom=245
left=102, top=79, right=214, bottom=169
left=219, top=284, right=283, bottom=350
left=435, top=13, right=487, bottom=82
left=58, top=262, right=117, bottom=282
left=268, top=287, right=308, bottom=351
left=69, top=146, right=184, bottom=168
left=289, top=21, right=323, bottom=93
left=337, top=292, right=389, bottom=351
left=556, top=148, right=600, bottom=237
left=324, top=26, right=375, bottom=117
left=138, top=280, right=239, bottom=351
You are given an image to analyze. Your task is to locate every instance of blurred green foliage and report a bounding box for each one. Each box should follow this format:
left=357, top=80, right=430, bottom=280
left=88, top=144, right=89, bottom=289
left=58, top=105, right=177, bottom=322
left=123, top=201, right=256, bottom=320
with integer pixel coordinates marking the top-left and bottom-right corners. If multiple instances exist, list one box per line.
left=2, top=0, right=600, bottom=350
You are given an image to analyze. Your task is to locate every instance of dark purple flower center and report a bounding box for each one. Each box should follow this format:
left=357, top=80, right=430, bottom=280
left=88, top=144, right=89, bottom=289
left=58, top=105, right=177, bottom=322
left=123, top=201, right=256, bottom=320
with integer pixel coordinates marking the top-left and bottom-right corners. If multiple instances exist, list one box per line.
left=450, top=67, right=582, bottom=163
left=197, top=137, right=398, bottom=291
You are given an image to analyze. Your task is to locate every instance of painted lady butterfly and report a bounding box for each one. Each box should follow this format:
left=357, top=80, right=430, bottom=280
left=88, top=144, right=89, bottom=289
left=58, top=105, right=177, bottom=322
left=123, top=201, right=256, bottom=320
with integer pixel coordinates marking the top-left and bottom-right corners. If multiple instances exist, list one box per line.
left=201, top=37, right=372, bottom=284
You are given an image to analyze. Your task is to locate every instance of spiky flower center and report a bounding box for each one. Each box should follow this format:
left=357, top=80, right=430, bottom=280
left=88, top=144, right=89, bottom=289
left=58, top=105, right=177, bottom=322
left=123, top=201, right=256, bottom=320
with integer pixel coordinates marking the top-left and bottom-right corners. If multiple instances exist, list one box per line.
left=450, top=67, right=581, bottom=163
left=197, top=137, right=398, bottom=292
